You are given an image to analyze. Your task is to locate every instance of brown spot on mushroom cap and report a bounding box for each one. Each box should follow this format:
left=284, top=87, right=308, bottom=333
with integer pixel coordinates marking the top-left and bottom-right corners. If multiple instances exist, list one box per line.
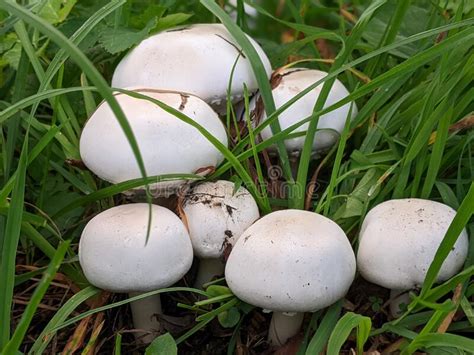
left=179, top=94, right=189, bottom=111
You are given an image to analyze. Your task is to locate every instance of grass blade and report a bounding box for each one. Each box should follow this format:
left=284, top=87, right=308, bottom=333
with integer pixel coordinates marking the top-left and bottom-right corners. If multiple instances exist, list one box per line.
left=327, top=312, right=372, bottom=355
left=3, top=240, right=71, bottom=353
left=0, top=138, right=28, bottom=347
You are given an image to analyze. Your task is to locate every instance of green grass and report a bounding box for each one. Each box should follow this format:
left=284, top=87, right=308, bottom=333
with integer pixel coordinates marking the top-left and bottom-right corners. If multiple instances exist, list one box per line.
left=0, top=0, right=473, bottom=354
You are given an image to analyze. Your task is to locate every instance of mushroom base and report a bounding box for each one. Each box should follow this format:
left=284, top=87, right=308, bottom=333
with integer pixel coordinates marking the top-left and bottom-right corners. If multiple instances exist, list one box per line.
left=129, top=292, right=162, bottom=343
left=268, top=311, right=304, bottom=347
left=194, top=258, right=225, bottom=290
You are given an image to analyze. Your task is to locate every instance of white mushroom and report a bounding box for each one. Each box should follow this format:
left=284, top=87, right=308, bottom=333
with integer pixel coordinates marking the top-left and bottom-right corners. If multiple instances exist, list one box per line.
left=225, top=209, right=356, bottom=346
left=357, top=198, right=469, bottom=317
left=112, top=24, right=272, bottom=114
left=182, top=180, right=259, bottom=288
left=79, top=89, right=228, bottom=197
left=248, top=68, right=357, bottom=155
left=79, top=203, right=193, bottom=343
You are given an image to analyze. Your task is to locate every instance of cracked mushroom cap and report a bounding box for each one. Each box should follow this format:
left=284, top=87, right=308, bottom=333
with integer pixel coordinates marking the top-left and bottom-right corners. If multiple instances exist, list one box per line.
left=79, top=203, right=193, bottom=293
left=112, top=24, right=272, bottom=113
left=79, top=89, right=228, bottom=197
left=249, top=68, right=357, bottom=154
left=357, top=198, right=469, bottom=290
left=225, top=209, right=356, bottom=312
left=182, top=180, right=260, bottom=259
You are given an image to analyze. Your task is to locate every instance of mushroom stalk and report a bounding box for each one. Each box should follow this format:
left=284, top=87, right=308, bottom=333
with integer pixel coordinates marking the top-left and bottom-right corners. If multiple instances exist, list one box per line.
left=268, top=312, right=304, bottom=346
left=389, top=289, right=410, bottom=318
left=129, top=292, right=162, bottom=343
left=194, top=258, right=225, bottom=289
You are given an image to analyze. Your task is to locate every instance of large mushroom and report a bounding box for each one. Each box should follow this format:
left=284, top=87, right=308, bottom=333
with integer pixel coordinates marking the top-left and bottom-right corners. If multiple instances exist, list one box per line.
left=182, top=180, right=259, bottom=288
left=225, top=209, right=356, bottom=346
left=79, top=203, right=193, bottom=343
left=357, top=198, right=469, bottom=317
left=248, top=68, right=357, bottom=155
left=112, top=24, right=272, bottom=113
left=79, top=89, right=228, bottom=197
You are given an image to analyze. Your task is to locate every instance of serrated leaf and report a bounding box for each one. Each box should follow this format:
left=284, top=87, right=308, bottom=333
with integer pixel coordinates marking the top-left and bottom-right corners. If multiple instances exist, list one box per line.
left=99, top=18, right=157, bottom=54
left=38, top=0, right=77, bottom=25
left=145, top=333, right=177, bottom=355
left=129, top=4, right=166, bottom=29
left=152, top=13, right=193, bottom=34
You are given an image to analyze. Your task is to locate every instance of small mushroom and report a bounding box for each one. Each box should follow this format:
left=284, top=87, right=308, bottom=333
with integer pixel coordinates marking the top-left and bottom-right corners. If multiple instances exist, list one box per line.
left=79, top=203, right=193, bottom=343
left=248, top=68, right=357, bottom=155
left=357, top=198, right=469, bottom=317
left=182, top=180, right=259, bottom=288
left=225, top=209, right=356, bottom=346
left=79, top=89, right=228, bottom=197
left=112, top=24, right=272, bottom=114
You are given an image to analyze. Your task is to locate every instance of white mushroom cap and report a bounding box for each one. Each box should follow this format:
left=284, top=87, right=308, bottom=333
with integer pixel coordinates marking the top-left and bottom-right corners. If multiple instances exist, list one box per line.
left=112, top=24, right=272, bottom=112
left=183, top=180, right=260, bottom=259
left=79, top=203, right=193, bottom=292
left=225, top=209, right=356, bottom=312
left=79, top=89, right=228, bottom=197
left=357, top=198, right=469, bottom=290
left=249, top=68, right=357, bottom=154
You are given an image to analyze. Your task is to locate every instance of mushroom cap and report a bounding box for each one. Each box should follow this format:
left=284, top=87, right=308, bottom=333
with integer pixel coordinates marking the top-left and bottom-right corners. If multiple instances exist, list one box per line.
left=79, top=89, right=228, bottom=197
left=357, top=198, right=469, bottom=290
left=249, top=68, right=357, bottom=154
left=225, top=209, right=356, bottom=312
left=183, top=180, right=260, bottom=259
left=112, top=24, right=272, bottom=112
left=79, top=203, right=193, bottom=293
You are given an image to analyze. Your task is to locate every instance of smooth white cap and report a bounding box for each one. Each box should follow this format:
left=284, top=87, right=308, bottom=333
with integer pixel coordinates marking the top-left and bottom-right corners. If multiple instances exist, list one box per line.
left=112, top=24, right=272, bottom=112
left=183, top=180, right=259, bottom=259
left=79, top=203, right=193, bottom=292
left=250, top=68, right=357, bottom=153
left=357, top=198, right=469, bottom=290
left=79, top=89, right=228, bottom=196
left=225, top=209, right=356, bottom=312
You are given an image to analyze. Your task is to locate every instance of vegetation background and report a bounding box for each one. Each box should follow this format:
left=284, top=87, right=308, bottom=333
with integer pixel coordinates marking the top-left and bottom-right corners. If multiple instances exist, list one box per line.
left=0, top=0, right=473, bottom=353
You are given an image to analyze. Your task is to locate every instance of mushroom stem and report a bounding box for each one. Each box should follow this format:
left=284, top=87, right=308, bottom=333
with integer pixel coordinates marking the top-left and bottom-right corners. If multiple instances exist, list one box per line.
left=389, top=289, right=410, bottom=318
left=129, top=292, right=162, bottom=343
left=194, top=258, right=225, bottom=289
left=268, top=312, right=304, bottom=347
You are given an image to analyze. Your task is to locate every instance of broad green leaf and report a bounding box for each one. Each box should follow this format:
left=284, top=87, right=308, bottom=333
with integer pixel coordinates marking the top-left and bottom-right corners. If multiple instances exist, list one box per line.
left=145, top=333, right=177, bottom=355
left=99, top=18, right=157, bottom=54
left=153, top=13, right=193, bottom=33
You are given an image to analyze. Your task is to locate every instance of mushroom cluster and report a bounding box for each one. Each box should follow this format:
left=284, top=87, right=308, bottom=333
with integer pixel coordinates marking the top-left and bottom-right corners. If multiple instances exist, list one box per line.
left=78, top=22, right=271, bottom=343
left=76, top=16, right=469, bottom=350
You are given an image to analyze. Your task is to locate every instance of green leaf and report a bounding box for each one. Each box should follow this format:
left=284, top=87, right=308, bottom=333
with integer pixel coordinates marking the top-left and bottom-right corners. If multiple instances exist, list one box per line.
left=407, top=333, right=474, bottom=354
left=306, top=301, right=342, bottom=355
left=153, top=13, right=193, bottom=33
left=145, top=333, right=177, bottom=355
left=327, top=312, right=372, bottom=355
left=99, top=18, right=157, bottom=54
left=218, top=307, right=241, bottom=328
left=38, top=0, right=77, bottom=25
left=205, top=285, right=233, bottom=298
